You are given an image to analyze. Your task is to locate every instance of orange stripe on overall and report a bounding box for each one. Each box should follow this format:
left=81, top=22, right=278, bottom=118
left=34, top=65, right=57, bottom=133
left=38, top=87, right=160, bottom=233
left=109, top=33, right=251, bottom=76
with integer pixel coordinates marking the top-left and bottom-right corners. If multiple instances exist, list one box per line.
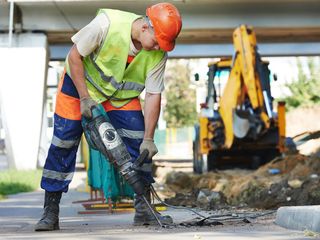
left=101, top=97, right=142, bottom=112
left=55, top=70, right=82, bottom=120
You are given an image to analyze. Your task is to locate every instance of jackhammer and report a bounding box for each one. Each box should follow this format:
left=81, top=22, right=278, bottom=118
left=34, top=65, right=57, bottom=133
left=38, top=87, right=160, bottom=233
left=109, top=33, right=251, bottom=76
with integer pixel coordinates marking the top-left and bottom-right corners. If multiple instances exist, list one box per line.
left=82, top=104, right=164, bottom=227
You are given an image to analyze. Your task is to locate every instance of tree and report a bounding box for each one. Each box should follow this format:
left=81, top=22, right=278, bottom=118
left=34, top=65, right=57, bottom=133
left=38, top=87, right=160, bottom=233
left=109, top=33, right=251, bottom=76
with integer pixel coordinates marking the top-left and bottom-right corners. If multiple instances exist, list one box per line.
left=163, top=60, right=197, bottom=128
left=282, top=57, right=320, bottom=110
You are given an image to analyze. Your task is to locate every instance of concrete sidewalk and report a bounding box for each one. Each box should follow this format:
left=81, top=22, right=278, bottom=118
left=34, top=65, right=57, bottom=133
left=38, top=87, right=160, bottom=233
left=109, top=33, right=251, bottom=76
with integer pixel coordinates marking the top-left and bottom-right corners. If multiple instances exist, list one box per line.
left=0, top=172, right=315, bottom=240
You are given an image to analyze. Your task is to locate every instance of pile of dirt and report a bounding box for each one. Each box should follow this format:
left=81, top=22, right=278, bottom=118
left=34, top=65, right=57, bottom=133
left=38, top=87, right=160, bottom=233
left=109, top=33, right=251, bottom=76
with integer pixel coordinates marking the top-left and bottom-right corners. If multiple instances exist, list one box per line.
left=164, top=152, right=320, bottom=210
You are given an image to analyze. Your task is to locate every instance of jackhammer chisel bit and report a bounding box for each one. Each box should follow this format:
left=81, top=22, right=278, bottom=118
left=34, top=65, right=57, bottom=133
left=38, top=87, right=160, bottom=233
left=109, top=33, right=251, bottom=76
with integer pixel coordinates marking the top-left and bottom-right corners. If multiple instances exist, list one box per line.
left=142, top=195, right=163, bottom=227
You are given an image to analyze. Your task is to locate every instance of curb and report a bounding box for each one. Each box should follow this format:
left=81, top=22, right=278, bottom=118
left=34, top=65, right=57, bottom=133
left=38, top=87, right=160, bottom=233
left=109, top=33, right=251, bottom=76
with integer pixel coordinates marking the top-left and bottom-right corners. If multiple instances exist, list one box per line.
left=275, top=205, right=320, bottom=232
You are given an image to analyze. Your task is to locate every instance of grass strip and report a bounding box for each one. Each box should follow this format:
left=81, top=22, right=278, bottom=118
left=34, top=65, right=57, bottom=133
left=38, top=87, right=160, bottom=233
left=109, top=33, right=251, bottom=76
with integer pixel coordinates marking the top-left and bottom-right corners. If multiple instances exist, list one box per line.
left=0, top=169, right=42, bottom=198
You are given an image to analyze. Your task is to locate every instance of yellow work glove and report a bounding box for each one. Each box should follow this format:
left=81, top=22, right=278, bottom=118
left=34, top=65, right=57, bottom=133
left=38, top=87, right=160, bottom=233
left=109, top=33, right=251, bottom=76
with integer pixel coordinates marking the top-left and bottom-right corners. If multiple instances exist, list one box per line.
left=80, top=97, right=98, bottom=119
left=140, top=138, right=158, bottom=159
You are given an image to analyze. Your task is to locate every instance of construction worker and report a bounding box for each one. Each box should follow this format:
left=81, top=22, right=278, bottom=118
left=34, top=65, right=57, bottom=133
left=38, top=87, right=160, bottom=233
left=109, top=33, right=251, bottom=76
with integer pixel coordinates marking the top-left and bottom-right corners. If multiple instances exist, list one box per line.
left=34, top=2, right=182, bottom=231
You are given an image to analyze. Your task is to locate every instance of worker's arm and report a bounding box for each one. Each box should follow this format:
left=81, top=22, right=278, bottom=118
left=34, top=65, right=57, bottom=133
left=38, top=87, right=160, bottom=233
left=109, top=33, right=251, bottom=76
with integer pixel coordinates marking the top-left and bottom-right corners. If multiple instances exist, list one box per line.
left=143, top=92, right=161, bottom=139
left=68, top=45, right=90, bottom=99
left=140, top=92, right=161, bottom=158
left=68, top=45, right=97, bottom=118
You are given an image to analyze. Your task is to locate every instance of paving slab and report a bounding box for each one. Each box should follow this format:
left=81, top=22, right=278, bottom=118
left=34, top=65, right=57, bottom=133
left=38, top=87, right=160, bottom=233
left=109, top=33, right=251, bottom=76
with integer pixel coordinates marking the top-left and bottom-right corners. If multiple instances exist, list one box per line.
left=276, top=205, right=320, bottom=232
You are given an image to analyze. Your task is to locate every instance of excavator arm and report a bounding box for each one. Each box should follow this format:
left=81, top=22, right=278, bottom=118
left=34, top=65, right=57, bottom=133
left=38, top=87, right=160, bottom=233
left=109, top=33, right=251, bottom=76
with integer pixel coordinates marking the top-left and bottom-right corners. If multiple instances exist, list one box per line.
left=219, top=25, right=271, bottom=148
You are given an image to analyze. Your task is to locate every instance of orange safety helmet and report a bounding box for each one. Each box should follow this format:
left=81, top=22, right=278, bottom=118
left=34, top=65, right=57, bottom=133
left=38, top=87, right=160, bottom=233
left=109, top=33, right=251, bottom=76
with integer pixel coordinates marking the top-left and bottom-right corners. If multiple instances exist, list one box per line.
left=146, top=2, right=182, bottom=52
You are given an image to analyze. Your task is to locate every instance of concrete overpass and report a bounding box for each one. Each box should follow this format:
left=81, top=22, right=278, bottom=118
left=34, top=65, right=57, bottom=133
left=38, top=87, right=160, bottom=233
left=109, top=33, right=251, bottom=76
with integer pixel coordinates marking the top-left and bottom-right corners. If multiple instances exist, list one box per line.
left=0, top=0, right=320, bottom=170
left=1, top=0, right=320, bottom=58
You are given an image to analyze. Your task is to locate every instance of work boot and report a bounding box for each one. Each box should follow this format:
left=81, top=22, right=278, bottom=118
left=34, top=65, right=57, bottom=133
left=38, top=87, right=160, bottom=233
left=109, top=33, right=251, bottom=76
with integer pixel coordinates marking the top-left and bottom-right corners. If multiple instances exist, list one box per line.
left=34, top=191, right=62, bottom=231
left=133, top=189, right=173, bottom=226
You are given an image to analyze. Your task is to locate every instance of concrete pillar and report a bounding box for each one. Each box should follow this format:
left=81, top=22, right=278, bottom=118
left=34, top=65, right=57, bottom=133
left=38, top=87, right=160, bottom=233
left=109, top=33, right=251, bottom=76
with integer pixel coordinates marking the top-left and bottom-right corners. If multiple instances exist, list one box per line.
left=0, top=33, right=48, bottom=170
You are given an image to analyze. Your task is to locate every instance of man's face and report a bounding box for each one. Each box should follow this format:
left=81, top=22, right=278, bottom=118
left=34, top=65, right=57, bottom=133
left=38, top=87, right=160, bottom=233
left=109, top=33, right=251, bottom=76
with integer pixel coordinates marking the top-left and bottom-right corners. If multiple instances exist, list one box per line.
left=141, top=19, right=160, bottom=51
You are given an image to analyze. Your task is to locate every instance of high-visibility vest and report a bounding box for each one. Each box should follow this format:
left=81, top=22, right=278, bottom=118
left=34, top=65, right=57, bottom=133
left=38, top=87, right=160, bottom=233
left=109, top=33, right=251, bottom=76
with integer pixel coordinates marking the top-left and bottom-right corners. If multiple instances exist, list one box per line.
left=66, top=9, right=165, bottom=107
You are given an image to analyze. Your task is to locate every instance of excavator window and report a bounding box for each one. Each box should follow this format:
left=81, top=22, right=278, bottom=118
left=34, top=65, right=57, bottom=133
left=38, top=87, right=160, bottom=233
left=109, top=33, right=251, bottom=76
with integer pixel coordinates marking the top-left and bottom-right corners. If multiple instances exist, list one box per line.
left=213, top=67, right=231, bottom=100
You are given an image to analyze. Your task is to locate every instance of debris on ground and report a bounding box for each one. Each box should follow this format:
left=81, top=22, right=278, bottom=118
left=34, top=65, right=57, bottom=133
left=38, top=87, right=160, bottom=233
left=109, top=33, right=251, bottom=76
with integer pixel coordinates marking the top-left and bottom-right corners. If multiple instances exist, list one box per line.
left=162, top=129, right=320, bottom=210
left=304, top=229, right=320, bottom=238
left=178, top=209, right=276, bottom=227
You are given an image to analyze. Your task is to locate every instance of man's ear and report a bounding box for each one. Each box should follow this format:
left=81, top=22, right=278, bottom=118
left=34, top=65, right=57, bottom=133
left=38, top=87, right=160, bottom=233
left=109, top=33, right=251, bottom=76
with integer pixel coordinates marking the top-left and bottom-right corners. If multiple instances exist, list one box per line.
left=141, top=22, right=149, bottom=32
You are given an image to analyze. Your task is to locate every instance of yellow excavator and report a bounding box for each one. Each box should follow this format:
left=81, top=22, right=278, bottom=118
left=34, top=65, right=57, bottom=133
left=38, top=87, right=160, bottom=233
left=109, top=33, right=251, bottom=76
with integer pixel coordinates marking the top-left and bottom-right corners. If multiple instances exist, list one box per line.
left=193, top=25, right=291, bottom=173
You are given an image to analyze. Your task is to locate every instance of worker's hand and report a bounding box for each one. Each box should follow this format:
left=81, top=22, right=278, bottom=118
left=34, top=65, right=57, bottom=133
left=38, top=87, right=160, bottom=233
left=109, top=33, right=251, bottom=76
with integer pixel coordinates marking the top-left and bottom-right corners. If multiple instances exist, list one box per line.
left=140, top=138, right=158, bottom=159
left=80, top=97, right=98, bottom=119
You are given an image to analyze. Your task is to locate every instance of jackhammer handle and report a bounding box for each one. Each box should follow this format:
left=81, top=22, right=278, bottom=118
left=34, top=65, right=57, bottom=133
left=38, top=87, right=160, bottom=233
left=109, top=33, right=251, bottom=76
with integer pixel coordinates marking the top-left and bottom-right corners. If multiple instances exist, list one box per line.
left=134, top=149, right=149, bottom=168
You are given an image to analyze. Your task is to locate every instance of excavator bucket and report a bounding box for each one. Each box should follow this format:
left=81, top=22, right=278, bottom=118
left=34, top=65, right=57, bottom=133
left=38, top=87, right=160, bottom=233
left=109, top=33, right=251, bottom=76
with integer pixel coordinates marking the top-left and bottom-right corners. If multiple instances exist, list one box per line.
left=232, top=111, right=250, bottom=139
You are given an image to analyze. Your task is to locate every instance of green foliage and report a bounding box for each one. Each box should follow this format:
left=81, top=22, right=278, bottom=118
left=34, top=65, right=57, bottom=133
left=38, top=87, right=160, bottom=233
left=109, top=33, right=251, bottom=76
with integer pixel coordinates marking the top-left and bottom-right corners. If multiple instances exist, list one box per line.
left=282, top=57, right=320, bottom=110
left=0, top=169, right=42, bottom=199
left=163, top=60, right=197, bottom=128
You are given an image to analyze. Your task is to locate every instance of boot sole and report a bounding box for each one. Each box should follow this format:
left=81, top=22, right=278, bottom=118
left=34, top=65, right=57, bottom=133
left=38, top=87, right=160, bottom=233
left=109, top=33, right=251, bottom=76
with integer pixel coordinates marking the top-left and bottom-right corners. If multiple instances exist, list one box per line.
left=133, top=221, right=160, bottom=226
left=34, top=223, right=59, bottom=231
left=133, top=219, right=173, bottom=226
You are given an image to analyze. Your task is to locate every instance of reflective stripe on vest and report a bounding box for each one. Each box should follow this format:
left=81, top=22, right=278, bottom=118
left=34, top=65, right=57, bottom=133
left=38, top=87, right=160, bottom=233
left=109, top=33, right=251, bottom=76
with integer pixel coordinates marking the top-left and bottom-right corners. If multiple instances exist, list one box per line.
left=84, top=53, right=145, bottom=101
